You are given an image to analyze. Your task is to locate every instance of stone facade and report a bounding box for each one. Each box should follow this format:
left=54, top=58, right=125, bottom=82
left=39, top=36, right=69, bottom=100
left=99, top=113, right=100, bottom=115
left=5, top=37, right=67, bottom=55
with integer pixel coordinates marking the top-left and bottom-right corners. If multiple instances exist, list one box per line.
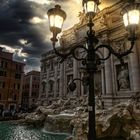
left=39, top=1, right=140, bottom=107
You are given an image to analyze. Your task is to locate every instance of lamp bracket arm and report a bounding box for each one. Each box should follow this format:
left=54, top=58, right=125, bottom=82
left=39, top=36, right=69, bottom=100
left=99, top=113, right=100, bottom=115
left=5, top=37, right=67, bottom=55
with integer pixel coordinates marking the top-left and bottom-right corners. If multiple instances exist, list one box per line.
left=110, top=40, right=135, bottom=58
left=94, top=44, right=112, bottom=61
left=72, top=78, right=84, bottom=83
left=72, top=77, right=89, bottom=86
left=68, top=77, right=89, bottom=92
left=68, top=78, right=83, bottom=92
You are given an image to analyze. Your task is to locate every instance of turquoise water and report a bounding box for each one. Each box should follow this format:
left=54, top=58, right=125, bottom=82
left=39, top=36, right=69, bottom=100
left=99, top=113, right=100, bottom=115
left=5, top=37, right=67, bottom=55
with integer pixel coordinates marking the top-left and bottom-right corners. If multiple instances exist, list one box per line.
left=0, top=122, right=69, bottom=140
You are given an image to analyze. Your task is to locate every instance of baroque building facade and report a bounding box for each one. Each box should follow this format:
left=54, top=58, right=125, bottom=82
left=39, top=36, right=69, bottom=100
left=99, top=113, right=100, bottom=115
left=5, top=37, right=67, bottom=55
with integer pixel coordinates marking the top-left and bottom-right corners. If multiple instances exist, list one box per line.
left=39, top=1, right=140, bottom=107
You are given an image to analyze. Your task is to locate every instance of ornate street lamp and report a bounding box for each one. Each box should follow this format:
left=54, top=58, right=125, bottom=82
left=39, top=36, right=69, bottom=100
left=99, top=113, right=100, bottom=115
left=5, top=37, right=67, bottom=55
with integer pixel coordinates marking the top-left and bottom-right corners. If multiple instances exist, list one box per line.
left=83, top=0, right=100, bottom=16
left=47, top=5, right=66, bottom=46
left=47, top=0, right=140, bottom=140
left=122, top=0, right=140, bottom=40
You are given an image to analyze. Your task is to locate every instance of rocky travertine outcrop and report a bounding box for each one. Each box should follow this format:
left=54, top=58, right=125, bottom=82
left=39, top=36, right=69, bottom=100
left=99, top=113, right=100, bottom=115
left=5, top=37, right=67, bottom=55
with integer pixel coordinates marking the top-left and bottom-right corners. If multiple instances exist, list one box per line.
left=22, top=95, right=140, bottom=140
left=44, top=113, right=75, bottom=133
left=22, top=97, right=80, bottom=127
left=24, top=112, right=45, bottom=126
left=70, top=97, right=140, bottom=140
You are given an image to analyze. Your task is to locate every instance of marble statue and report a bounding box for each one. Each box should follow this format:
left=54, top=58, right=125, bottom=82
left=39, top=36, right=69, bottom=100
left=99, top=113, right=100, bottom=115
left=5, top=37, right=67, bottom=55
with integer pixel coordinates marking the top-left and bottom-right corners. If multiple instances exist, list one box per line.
left=117, top=66, right=129, bottom=90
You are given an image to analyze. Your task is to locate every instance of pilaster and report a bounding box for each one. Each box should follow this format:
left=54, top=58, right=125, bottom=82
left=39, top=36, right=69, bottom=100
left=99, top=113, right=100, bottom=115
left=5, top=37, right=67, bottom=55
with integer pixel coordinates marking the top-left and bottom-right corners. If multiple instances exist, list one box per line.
left=129, top=42, right=140, bottom=92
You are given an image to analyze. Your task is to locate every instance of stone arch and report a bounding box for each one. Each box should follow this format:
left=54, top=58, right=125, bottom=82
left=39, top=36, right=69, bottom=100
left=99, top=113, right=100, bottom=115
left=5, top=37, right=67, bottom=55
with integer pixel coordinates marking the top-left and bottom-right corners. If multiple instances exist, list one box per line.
left=95, top=50, right=104, bottom=62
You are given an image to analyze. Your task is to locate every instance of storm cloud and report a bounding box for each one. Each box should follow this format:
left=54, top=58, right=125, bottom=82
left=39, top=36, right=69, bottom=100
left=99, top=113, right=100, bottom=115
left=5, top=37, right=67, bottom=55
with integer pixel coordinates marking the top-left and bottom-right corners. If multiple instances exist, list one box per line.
left=0, top=0, right=81, bottom=72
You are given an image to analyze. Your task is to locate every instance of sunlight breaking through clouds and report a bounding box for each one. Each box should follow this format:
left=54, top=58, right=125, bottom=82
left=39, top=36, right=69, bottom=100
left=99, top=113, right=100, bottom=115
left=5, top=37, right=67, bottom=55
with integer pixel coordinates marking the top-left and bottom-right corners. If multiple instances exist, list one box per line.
left=27, top=0, right=54, bottom=5
left=0, top=45, right=28, bottom=58
left=19, top=39, right=28, bottom=45
left=29, top=17, right=47, bottom=24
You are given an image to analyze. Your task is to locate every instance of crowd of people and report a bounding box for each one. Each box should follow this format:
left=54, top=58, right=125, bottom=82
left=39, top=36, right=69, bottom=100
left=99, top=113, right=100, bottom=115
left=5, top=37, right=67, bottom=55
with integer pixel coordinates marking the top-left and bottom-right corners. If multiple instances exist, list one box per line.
left=0, top=109, right=17, bottom=117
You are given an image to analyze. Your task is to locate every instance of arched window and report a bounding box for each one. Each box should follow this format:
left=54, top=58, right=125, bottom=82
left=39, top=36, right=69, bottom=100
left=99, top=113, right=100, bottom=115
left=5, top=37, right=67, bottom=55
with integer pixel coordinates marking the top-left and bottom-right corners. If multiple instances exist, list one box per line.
left=50, top=60, right=54, bottom=70
left=42, top=81, right=46, bottom=93
left=48, top=80, right=54, bottom=93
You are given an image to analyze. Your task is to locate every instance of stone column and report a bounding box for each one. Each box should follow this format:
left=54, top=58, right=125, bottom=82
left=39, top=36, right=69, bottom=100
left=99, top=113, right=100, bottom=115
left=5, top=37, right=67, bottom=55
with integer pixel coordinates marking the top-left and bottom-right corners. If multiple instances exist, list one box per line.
left=104, top=51, right=113, bottom=95
left=54, top=65, right=58, bottom=98
left=73, top=59, right=79, bottom=96
left=60, top=63, right=64, bottom=97
left=38, top=72, right=42, bottom=99
left=63, top=62, right=67, bottom=97
left=46, top=68, right=50, bottom=98
left=101, top=67, right=105, bottom=95
left=137, top=36, right=140, bottom=66
left=81, top=72, right=84, bottom=96
left=129, top=42, right=140, bottom=92
left=29, top=75, right=32, bottom=108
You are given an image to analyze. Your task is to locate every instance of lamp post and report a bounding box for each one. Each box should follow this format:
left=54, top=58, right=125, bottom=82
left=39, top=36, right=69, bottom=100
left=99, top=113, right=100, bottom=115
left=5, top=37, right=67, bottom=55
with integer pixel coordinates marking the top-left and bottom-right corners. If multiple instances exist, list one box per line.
left=47, top=0, right=140, bottom=140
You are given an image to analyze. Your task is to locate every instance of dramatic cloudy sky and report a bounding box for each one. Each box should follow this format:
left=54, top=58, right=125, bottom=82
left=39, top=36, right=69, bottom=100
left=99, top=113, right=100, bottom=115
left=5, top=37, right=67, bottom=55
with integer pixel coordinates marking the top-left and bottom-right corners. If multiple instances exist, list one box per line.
left=0, top=0, right=116, bottom=72
left=0, top=0, right=82, bottom=72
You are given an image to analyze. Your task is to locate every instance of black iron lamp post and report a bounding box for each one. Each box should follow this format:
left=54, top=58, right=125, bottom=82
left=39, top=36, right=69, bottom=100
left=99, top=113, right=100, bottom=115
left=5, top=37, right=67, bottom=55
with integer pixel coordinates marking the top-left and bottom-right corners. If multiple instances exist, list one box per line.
left=47, top=0, right=140, bottom=140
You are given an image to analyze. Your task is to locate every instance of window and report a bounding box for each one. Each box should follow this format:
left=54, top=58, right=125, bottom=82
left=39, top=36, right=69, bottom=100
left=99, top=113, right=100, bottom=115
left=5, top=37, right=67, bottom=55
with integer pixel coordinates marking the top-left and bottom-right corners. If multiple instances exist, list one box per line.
left=48, top=80, right=54, bottom=93
left=15, top=74, right=21, bottom=79
left=67, top=75, right=73, bottom=93
left=2, top=82, right=5, bottom=88
left=42, top=63, right=47, bottom=72
left=5, top=62, right=8, bottom=68
left=13, top=95, right=17, bottom=101
left=0, top=61, right=2, bottom=67
left=16, top=64, right=22, bottom=71
left=14, top=83, right=20, bottom=90
left=0, top=61, right=7, bottom=68
left=0, top=71, right=6, bottom=77
left=18, top=84, right=20, bottom=90
left=0, top=82, right=5, bottom=88
left=57, top=58, right=60, bottom=69
left=50, top=61, right=54, bottom=70
left=19, top=66, right=22, bottom=71
left=42, top=82, right=46, bottom=93
left=32, top=92, right=36, bottom=97
left=0, top=71, right=3, bottom=76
